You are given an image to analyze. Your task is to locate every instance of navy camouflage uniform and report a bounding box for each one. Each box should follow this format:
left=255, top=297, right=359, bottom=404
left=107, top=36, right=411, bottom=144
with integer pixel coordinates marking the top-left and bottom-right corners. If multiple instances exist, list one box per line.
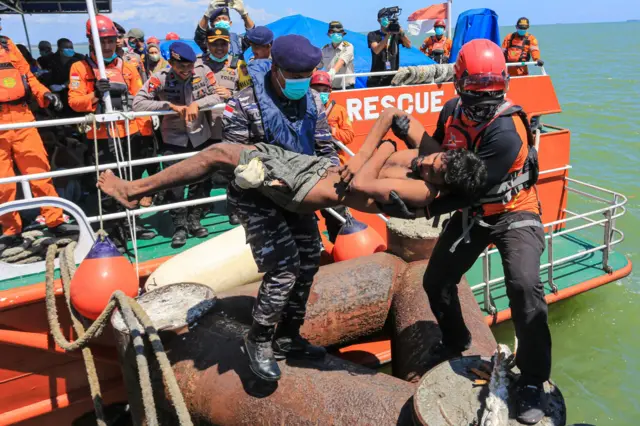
left=223, top=79, right=338, bottom=328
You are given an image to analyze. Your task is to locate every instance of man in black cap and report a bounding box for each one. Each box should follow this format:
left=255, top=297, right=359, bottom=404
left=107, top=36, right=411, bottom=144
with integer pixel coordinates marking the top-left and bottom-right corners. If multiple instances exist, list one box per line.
left=222, top=34, right=338, bottom=382
left=133, top=42, right=223, bottom=248
left=195, top=0, right=255, bottom=59
left=37, top=40, right=55, bottom=71
left=320, top=21, right=355, bottom=90
left=367, top=7, right=412, bottom=87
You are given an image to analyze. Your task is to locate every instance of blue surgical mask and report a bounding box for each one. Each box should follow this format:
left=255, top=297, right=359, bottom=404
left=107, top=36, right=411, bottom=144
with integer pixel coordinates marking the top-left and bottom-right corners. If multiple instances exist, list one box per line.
left=104, top=53, right=118, bottom=64
left=128, top=40, right=137, bottom=49
left=215, top=20, right=231, bottom=30
left=381, top=17, right=390, bottom=28
left=62, top=48, right=75, bottom=58
left=435, top=27, right=445, bottom=36
left=277, top=68, right=311, bottom=100
left=210, top=53, right=229, bottom=63
left=330, top=33, right=343, bottom=44
left=319, top=92, right=330, bottom=105
left=517, top=29, right=527, bottom=36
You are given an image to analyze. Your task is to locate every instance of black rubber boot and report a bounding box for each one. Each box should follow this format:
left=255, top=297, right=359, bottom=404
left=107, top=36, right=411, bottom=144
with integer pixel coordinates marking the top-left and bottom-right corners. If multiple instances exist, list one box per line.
left=171, top=228, right=188, bottom=248
left=48, top=223, right=79, bottom=237
left=424, top=338, right=472, bottom=371
left=273, top=320, right=326, bottom=361
left=516, top=382, right=546, bottom=425
left=187, top=213, right=208, bottom=238
left=0, top=235, right=23, bottom=253
left=134, top=225, right=157, bottom=240
left=244, top=322, right=281, bottom=381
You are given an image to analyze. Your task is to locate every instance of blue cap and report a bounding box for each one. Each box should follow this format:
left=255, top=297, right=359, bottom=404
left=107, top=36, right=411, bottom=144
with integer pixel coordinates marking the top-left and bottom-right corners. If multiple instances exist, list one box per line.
left=169, top=41, right=196, bottom=63
left=271, top=35, right=322, bottom=73
left=246, top=26, right=274, bottom=46
left=210, top=7, right=230, bottom=21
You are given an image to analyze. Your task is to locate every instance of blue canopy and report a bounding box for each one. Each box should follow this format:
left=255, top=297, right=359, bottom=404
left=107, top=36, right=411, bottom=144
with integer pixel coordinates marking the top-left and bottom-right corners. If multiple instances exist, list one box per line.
left=449, top=8, right=500, bottom=63
left=256, top=14, right=433, bottom=88
left=159, top=39, right=204, bottom=62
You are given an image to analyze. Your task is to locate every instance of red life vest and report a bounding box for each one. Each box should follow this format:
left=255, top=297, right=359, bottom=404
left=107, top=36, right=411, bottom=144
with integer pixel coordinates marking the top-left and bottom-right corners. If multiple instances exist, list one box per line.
left=0, top=43, right=29, bottom=104
left=86, top=56, right=131, bottom=111
left=505, top=32, right=531, bottom=63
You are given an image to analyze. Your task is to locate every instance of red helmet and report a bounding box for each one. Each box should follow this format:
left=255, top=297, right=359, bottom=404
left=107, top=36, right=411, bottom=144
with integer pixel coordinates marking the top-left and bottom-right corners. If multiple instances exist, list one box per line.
left=434, top=19, right=446, bottom=28
left=165, top=32, right=180, bottom=40
left=454, top=39, right=508, bottom=93
left=86, top=15, right=118, bottom=39
left=147, top=36, right=160, bottom=45
left=310, top=71, right=332, bottom=88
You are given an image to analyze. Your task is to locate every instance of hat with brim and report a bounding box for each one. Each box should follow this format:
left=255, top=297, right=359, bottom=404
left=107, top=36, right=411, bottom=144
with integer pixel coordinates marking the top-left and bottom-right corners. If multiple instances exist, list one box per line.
left=207, top=27, right=230, bottom=43
left=126, top=28, right=145, bottom=40
left=328, top=21, right=346, bottom=35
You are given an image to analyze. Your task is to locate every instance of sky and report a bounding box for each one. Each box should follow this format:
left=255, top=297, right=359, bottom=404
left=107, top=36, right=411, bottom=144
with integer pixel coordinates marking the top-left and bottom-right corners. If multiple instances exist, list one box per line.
left=1, top=0, right=638, bottom=47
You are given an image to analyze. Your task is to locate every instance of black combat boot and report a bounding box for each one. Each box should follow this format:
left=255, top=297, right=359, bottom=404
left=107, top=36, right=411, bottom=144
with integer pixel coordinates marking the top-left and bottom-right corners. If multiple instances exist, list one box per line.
left=244, top=322, right=281, bottom=381
left=516, top=381, right=546, bottom=425
left=48, top=223, right=79, bottom=237
left=171, top=227, right=188, bottom=248
left=273, top=320, right=326, bottom=361
left=187, top=211, right=208, bottom=238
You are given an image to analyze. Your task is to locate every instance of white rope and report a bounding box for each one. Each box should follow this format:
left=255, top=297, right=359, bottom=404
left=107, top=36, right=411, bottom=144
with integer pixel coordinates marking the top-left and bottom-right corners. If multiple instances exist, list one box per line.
left=123, top=116, right=140, bottom=279
left=90, top=114, right=104, bottom=232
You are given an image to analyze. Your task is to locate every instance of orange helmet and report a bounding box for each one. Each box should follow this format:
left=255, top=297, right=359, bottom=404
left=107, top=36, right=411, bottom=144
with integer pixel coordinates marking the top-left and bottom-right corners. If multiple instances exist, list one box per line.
left=165, top=32, right=180, bottom=40
left=86, top=15, right=118, bottom=39
left=310, top=71, right=332, bottom=87
left=454, top=39, right=508, bottom=93
left=434, top=19, right=446, bottom=28
left=147, top=36, right=160, bottom=45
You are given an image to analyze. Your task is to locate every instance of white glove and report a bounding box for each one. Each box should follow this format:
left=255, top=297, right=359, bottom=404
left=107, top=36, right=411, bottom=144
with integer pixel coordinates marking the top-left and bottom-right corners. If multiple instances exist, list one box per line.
left=230, top=0, right=247, bottom=17
left=152, top=115, right=160, bottom=130
left=205, top=0, right=228, bottom=18
left=328, top=68, right=337, bottom=80
left=234, top=157, right=265, bottom=189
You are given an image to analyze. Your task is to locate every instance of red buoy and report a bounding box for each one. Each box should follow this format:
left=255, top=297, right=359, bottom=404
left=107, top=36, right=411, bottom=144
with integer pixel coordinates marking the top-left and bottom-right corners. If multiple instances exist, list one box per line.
left=70, top=236, right=139, bottom=320
left=332, top=218, right=387, bottom=262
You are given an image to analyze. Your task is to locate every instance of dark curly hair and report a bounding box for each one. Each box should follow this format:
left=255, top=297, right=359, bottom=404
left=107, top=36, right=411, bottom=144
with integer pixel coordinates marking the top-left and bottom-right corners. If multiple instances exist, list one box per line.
left=442, top=149, right=488, bottom=201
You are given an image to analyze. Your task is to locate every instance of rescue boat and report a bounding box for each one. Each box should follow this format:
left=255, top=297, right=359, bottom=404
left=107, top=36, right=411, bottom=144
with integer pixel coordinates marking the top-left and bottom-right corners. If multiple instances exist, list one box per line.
left=0, top=2, right=631, bottom=424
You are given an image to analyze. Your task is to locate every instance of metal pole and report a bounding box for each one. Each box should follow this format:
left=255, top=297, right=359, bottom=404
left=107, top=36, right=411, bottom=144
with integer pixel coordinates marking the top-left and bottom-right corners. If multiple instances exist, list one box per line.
left=547, top=234, right=558, bottom=294
left=447, top=0, right=453, bottom=40
left=20, top=14, right=32, bottom=54
left=602, top=210, right=613, bottom=274
left=85, top=0, right=113, bottom=112
left=482, top=247, right=496, bottom=315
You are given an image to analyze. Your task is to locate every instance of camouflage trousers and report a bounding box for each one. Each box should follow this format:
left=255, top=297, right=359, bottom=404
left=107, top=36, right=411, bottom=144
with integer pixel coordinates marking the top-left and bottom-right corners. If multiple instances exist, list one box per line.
left=227, top=184, right=323, bottom=327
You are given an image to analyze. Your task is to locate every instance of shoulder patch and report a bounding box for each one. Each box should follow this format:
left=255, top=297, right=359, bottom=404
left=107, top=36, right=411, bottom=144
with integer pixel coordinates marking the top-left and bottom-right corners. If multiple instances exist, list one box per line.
left=343, top=41, right=351, bottom=46
left=223, top=99, right=236, bottom=118
left=206, top=71, right=216, bottom=85
left=148, top=76, right=161, bottom=92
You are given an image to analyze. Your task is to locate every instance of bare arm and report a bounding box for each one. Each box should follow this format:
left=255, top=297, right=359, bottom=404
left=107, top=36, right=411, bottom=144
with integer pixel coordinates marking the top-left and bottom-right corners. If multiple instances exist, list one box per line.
left=370, top=34, right=390, bottom=55
left=398, top=31, right=412, bottom=48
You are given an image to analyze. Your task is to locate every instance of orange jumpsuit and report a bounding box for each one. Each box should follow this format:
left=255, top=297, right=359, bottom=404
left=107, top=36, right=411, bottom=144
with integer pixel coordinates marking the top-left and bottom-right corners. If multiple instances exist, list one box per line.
left=68, top=56, right=142, bottom=139
left=502, top=32, right=540, bottom=77
left=0, top=36, right=64, bottom=236
left=121, top=52, right=154, bottom=137
left=327, top=103, right=355, bottom=165
left=419, top=35, right=453, bottom=62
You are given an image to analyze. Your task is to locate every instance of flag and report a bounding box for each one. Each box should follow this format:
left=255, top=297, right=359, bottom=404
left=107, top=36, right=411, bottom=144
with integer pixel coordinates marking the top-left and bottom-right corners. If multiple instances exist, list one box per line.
left=407, top=3, right=448, bottom=37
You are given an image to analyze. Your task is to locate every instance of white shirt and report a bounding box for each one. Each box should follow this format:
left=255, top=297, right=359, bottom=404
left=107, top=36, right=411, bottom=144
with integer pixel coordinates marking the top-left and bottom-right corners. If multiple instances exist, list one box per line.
left=321, top=41, right=355, bottom=89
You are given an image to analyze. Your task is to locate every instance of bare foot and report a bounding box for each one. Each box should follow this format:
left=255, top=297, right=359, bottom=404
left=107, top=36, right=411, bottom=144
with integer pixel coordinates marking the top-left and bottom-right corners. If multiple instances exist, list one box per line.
left=97, top=169, right=139, bottom=209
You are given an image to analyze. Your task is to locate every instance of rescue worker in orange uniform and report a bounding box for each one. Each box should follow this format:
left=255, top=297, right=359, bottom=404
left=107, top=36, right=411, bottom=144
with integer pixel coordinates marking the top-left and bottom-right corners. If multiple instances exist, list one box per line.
left=0, top=31, right=79, bottom=251
left=502, top=17, right=544, bottom=76
left=68, top=15, right=155, bottom=240
left=310, top=70, right=355, bottom=242
left=419, top=19, right=452, bottom=64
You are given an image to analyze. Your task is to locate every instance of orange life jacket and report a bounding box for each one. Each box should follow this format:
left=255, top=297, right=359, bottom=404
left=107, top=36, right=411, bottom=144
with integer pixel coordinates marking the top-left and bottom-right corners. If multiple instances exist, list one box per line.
left=86, top=56, right=131, bottom=111
left=0, top=42, right=29, bottom=104
left=428, top=36, right=448, bottom=53
left=505, top=32, right=532, bottom=63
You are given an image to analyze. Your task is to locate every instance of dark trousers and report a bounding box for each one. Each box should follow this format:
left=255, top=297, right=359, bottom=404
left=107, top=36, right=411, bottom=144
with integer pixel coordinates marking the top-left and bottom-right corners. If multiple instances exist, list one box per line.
left=424, top=210, right=551, bottom=385
left=227, top=185, right=322, bottom=327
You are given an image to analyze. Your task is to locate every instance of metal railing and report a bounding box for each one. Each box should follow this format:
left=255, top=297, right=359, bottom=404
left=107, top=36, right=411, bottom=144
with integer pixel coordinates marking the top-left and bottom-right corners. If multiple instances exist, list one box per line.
left=333, top=61, right=546, bottom=90
left=470, top=176, right=628, bottom=314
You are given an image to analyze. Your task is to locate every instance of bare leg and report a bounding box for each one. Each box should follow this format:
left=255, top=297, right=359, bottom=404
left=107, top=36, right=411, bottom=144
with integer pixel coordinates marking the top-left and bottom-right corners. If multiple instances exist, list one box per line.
left=97, top=143, right=250, bottom=209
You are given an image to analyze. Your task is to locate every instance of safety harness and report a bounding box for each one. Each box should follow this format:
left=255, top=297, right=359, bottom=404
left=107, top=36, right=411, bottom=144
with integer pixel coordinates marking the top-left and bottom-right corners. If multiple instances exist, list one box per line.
left=86, top=56, right=132, bottom=112
left=505, top=32, right=531, bottom=63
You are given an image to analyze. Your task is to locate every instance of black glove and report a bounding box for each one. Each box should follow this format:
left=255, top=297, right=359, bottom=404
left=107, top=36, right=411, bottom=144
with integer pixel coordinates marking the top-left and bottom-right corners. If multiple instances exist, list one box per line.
left=536, top=59, right=545, bottom=67
left=391, top=114, right=410, bottom=143
left=44, top=92, right=63, bottom=112
left=375, top=190, right=417, bottom=219
left=94, top=78, right=111, bottom=96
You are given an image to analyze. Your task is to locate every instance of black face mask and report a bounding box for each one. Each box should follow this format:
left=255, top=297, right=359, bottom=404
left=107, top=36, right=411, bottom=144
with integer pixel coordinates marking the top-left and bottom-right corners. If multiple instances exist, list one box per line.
left=459, top=92, right=505, bottom=122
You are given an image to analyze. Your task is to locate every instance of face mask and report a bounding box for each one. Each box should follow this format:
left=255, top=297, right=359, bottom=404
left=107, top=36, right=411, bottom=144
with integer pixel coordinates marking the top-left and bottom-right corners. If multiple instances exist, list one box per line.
left=277, top=68, right=311, bottom=100
left=330, top=33, right=343, bottom=44
left=104, top=53, right=118, bottom=64
left=435, top=27, right=445, bottom=36
left=517, top=29, right=527, bottom=36
left=62, top=48, right=75, bottom=58
left=319, top=92, right=330, bottom=105
left=210, top=53, right=229, bottom=63
left=149, top=53, right=161, bottom=62
left=121, top=46, right=130, bottom=54
left=380, top=17, right=390, bottom=28
left=215, top=20, right=231, bottom=30
left=128, top=40, right=137, bottom=49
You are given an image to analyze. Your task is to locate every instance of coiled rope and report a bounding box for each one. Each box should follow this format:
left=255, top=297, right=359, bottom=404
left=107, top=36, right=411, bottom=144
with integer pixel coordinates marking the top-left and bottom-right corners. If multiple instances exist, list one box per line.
left=391, top=63, right=455, bottom=86
left=44, top=237, right=193, bottom=426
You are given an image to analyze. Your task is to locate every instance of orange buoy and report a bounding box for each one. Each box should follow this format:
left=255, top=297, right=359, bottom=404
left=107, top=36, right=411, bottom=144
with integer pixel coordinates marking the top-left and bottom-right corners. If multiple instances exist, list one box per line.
left=332, top=218, right=387, bottom=262
left=70, top=236, right=139, bottom=320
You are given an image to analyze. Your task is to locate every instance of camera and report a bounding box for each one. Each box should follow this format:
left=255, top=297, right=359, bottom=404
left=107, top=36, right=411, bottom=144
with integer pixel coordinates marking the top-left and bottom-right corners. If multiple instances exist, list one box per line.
left=380, top=6, right=402, bottom=33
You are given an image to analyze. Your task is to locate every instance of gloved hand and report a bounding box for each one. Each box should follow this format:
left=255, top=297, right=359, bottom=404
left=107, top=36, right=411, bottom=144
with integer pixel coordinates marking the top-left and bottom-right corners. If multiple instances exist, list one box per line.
left=328, top=68, right=336, bottom=80
left=44, top=92, right=63, bottom=112
left=536, top=59, right=545, bottom=67
left=205, top=0, right=228, bottom=18
left=94, top=78, right=111, bottom=97
left=375, top=191, right=417, bottom=219
left=152, top=115, right=160, bottom=130
left=230, top=0, right=247, bottom=17
left=391, top=114, right=411, bottom=142
left=50, top=84, right=66, bottom=92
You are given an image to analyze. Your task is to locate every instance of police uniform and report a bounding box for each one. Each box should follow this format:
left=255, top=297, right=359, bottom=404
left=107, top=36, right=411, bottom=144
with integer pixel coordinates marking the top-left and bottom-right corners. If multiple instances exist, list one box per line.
left=224, top=35, right=336, bottom=380
left=133, top=42, right=223, bottom=245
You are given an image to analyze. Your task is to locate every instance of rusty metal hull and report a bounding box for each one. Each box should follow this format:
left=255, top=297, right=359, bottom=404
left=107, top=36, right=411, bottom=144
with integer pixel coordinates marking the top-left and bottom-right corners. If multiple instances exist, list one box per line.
left=390, top=261, right=497, bottom=382
left=165, top=315, right=417, bottom=426
left=212, top=253, right=407, bottom=347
